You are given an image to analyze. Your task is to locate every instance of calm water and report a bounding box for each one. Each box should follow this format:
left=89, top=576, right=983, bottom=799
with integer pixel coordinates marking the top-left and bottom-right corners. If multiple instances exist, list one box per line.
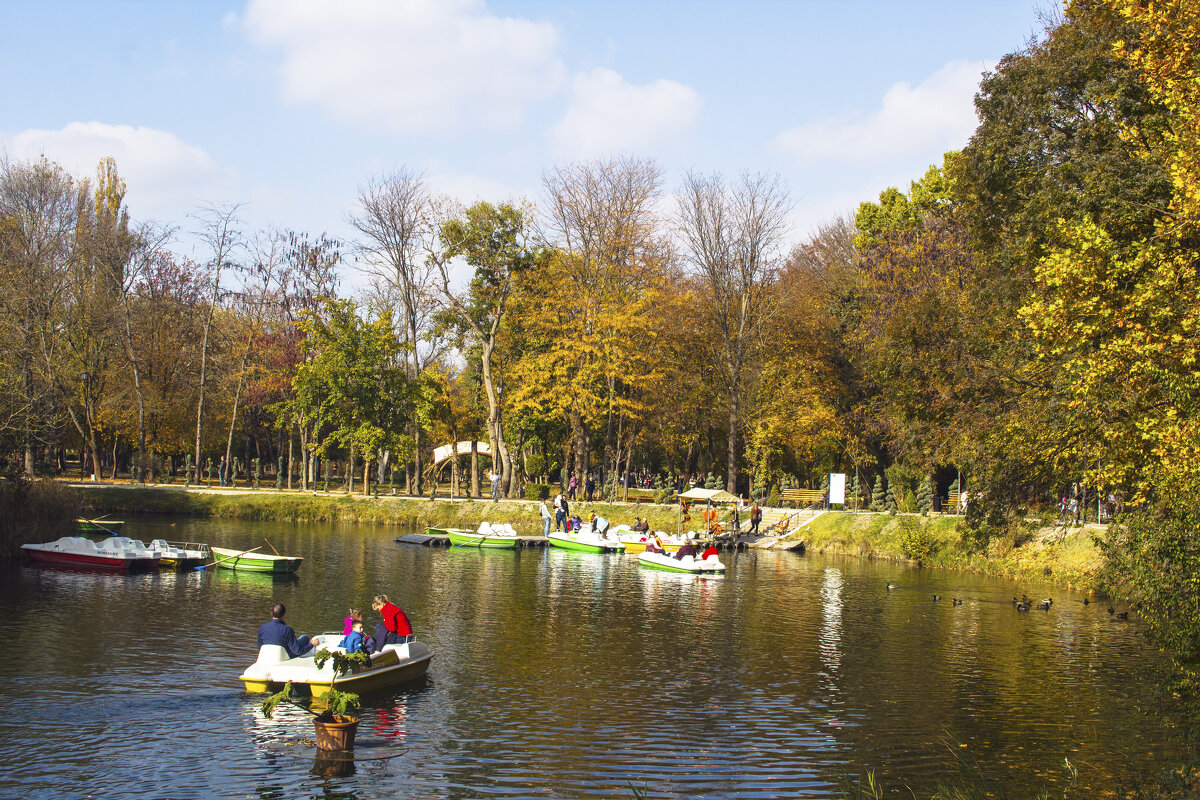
left=0, top=516, right=1184, bottom=799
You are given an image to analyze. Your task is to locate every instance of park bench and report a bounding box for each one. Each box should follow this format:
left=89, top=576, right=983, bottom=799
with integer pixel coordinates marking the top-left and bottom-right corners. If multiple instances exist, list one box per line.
left=623, top=487, right=657, bottom=503
left=945, top=491, right=962, bottom=513
left=780, top=488, right=826, bottom=507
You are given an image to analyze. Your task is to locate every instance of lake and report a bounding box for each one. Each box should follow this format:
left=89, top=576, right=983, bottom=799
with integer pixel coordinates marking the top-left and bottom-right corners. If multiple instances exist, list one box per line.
left=0, top=516, right=1182, bottom=799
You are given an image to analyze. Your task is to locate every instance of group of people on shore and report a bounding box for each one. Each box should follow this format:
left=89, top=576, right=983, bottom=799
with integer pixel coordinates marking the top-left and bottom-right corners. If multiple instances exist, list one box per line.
left=257, top=594, right=414, bottom=659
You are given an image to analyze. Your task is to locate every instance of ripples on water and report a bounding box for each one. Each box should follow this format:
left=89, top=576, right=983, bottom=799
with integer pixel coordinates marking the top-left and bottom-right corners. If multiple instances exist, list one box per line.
left=0, top=517, right=1182, bottom=799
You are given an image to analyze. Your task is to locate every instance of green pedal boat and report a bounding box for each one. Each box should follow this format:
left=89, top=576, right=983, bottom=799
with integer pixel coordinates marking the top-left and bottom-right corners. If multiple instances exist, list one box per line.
left=431, top=522, right=520, bottom=548
left=209, top=545, right=303, bottom=573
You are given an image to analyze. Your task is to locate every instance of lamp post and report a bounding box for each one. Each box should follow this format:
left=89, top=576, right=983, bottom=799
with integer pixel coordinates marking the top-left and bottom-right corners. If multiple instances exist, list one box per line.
left=80, top=372, right=91, bottom=479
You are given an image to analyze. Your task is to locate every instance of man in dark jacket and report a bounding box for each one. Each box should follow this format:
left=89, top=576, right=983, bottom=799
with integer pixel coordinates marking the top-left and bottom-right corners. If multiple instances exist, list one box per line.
left=257, top=603, right=313, bottom=657
left=674, top=541, right=698, bottom=560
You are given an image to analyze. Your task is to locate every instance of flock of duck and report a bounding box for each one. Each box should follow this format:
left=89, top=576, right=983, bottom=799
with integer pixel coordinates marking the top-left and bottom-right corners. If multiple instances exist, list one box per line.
left=884, top=585, right=1133, bottom=618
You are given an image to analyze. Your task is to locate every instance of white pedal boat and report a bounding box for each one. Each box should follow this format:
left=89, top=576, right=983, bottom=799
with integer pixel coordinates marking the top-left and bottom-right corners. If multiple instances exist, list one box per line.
left=148, top=539, right=209, bottom=570
left=547, top=524, right=625, bottom=553
left=618, top=530, right=691, bottom=554
left=637, top=550, right=726, bottom=574
left=240, top=637, right=434, bottom=697
left=21, top=536, right=160, bottom=572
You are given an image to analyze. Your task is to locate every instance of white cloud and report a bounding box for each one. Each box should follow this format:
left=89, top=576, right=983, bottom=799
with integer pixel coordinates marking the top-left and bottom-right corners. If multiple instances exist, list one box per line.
left=6, top=121, right=235, bottom=221
left=549, top=67, right=702, bottom=159
left=773, top=60, right=990, bottom=164
left=241, top=0, right=566, bottom=133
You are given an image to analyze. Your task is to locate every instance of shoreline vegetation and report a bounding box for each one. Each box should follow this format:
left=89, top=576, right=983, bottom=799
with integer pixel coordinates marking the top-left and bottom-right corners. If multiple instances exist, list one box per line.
left=60, top=483, right=1103, bottom=591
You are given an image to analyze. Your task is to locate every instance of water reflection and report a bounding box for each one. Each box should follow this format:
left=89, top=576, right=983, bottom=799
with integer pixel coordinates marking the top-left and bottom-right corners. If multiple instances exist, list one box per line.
left=0, top=517, right=1187, bottom=800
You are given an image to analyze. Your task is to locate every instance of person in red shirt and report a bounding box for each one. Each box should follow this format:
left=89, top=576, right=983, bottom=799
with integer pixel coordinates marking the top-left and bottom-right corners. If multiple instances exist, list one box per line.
left=371, top=594, right=414, bottom=650
left=701, top=544, right=719, bottom=561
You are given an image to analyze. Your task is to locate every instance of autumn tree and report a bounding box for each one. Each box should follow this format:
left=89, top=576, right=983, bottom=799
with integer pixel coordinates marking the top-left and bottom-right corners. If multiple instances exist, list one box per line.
left=676, top=170, right=791, bottom=495
left=190, top=202, right=243, bottom=475
left=350, top=168, right=442, bottom=494
left=531, top=156, right=668, bottom=491
left=0, top=155, right=79, bottom=475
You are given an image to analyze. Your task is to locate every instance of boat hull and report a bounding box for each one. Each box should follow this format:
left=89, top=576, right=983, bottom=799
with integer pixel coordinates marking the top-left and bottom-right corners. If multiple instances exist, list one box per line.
left=76, top=519, right=124, bottom=535
left=210, top=546, right=302, bottom=573
left=22, top=545, right=156, bottom=572
left=22, top=542, right=157, bottom=573
left=241, top=642, right=433, bottom=696
left=445, top=529, right=518, bottom=548
left=637, top=551, right=725, bottom=574
left=547, top=531, right=623, bottom=553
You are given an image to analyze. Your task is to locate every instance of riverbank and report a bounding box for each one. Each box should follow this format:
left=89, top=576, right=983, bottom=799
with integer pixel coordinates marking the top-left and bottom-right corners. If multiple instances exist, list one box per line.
left=789, top=511, right=1103, bottom=591
left=66, top=483, right=1106, bottom=590
left=69, top=484, right=684, bottom=533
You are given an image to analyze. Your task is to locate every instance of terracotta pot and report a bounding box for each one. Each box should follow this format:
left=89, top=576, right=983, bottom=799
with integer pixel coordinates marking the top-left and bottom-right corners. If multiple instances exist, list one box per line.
left=313, top=715, right=359, bottom=751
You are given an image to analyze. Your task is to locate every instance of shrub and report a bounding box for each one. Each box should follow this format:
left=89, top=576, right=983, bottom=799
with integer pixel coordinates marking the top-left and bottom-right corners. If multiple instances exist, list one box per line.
left=916, top=479, right=933, bottom=514
left=0, top=478, right=80, bottom=558
left=653, top=487, right=674, bottom=505
left=870, top=476, right=886, bottom=512
left=897, top=517, right=935, bottom=564
left=523, top=483, right=551, bottom=501
left=767, top=485, right=781, bottom=507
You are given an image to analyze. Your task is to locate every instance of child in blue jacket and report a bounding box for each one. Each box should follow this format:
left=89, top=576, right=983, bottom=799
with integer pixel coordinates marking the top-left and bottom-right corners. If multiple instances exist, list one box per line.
left=338, top=619, right=371, bottom=655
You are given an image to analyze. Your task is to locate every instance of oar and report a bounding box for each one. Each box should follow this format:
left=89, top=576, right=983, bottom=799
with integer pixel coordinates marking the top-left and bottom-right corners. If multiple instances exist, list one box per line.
left=83, top=517, right=121, bottom=538
left=196, top=545, right=262, bottom=571
left=263, top=538, right=280, bottom=555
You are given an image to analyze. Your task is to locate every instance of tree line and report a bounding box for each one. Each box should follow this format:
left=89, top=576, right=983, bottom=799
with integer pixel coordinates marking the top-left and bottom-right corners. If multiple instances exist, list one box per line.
left=0, top=1, right=1194, bottom=531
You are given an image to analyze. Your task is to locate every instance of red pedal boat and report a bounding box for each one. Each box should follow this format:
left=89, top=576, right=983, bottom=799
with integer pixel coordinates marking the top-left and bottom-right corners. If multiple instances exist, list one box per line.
left=21, top=536, right=160, bottom=572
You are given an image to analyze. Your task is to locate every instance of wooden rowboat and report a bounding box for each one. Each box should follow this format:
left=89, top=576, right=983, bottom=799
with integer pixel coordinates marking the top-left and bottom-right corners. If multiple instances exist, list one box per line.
left=209, top=545, right=302, bottom=574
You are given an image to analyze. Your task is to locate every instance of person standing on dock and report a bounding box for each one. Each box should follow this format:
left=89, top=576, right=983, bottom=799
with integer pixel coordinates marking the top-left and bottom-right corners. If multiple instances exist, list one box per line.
left=553, top=491, right=565, bottom=531
left=540, top=499, right=552, bottom=537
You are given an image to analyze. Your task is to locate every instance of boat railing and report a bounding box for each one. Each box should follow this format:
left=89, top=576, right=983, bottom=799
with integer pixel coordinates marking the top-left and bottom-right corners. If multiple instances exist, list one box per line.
left=164, top=541, right=211, bottom=553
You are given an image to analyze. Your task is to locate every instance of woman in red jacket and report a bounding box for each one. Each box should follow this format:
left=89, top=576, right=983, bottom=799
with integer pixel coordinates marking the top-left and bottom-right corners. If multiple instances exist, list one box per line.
left=371, top=594, right=414, bottom=649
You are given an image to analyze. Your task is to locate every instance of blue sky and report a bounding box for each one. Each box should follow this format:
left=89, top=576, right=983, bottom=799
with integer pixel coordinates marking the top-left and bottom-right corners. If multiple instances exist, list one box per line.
left=1, top=0, right=1049, bottom=261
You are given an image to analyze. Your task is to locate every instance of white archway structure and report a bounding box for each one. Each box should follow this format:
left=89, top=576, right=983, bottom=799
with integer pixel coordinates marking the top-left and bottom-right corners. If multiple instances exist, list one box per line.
left=431, top=441, right=492, bottom=466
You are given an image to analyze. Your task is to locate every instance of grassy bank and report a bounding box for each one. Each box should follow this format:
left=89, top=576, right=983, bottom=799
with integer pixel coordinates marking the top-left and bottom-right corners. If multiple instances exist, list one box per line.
left=70, top=486, right=1105, bottom=589
left=1, top=479, right=80, bottom=558
left=72, top=485, right=683, bottom=533
left=791, top=511, right=1104, bottom=590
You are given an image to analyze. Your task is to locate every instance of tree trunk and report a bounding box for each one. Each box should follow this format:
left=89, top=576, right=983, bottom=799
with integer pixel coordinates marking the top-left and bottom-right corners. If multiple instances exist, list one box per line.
left=471, top=440, right=480, bottom=498
left=571, top=410, right=589, bottom=495
left=412, top=427, right=422, bottom=495
left=193, top=271, right=222, bottom=474
left=603, top=375, right=616, bottom=480
left=348, top=442, right=355, bottom=494
left=363, top=455, right=370, bottom=496
left=727, top=381, right=739, bottom=495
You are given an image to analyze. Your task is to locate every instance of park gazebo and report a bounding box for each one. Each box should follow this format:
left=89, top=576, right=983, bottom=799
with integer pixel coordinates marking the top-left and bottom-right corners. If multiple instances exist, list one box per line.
left=678, top=487, right=739, bottom=536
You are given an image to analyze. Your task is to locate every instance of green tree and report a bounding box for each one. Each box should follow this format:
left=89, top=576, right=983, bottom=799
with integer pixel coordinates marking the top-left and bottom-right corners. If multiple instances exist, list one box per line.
left=293, top=299, right=410, bottom=496
left=432, top=201, right=539, bottom=498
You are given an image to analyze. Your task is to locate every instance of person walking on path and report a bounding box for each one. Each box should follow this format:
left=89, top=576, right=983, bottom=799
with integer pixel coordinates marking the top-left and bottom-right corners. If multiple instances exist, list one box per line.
left=490, top=470, right=501, bottom=501
left=749, top=502, right=761, bottom=536
left=219, top=456, right=228, bottom=487
left=568, top=474, right=577, bottom=500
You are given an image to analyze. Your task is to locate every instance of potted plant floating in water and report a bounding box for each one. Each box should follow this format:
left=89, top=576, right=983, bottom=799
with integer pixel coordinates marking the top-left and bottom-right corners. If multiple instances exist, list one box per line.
left=260, top=651, right=370, bottom=751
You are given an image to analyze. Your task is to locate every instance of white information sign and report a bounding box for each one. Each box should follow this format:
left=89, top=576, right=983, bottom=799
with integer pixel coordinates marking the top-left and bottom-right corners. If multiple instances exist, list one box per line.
left=829, top=473, right=846, bottom=505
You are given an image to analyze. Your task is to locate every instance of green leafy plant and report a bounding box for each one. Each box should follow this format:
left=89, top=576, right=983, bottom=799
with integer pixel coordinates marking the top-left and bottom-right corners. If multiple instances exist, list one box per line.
left=260, top=680, right=362, bottom=723
left=898, top=517, right=935, bottom=565
left=523, top=482, right=551, bottom=500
